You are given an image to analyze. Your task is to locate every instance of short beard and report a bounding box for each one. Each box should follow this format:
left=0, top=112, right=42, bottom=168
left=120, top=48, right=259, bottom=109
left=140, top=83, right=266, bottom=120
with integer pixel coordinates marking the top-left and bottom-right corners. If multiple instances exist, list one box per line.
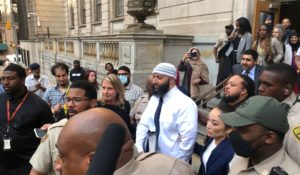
left=152, top=80, right=169, bottom=97
left=67, top=109, right=78, bottom=118
left=222, top=93, right=240, bottom=103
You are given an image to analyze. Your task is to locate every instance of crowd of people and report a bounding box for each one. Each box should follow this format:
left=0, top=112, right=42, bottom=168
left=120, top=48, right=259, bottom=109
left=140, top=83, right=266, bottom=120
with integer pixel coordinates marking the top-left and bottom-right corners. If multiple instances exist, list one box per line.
left=216, top=17, right=300, bottom=94
left=0, top=16, right=300, bottom=175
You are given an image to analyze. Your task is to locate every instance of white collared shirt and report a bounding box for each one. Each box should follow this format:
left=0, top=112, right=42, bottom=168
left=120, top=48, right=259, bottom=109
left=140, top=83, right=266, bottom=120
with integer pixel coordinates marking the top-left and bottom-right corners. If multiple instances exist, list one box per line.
left=135, top=86, right=198, bottom=162
left=25, top=74, right=50, bottom=98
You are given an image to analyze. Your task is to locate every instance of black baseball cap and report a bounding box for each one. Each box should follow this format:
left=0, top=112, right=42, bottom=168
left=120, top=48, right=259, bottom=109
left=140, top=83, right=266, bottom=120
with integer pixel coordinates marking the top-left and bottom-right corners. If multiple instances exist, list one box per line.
left=221, top=96, right=289, bottom=133
left=29, top=63, right=40, bottom=70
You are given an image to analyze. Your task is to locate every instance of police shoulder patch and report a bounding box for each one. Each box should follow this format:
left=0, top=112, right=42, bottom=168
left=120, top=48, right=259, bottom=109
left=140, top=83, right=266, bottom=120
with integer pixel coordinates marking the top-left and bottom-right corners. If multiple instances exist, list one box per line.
left=292, top=126, right=300, bottom=142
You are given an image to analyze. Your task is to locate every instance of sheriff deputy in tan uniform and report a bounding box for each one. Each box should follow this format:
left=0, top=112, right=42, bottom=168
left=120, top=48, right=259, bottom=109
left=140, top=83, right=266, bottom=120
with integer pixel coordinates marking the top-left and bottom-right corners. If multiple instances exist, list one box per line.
left=55, top=108, right=195, bottom=175
left=258, top=63, right=300, bottom=166
left=130, top=75, right=153, bottom=124
left=220, top=96, right=300, bottom=175
left=29, top=81, right=98, bottom=175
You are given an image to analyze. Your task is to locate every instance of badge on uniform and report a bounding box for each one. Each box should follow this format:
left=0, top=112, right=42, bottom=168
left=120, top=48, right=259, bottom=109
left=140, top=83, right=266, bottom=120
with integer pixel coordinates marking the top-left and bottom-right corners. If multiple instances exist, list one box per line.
left=3, top=136, right=12, bottom=151
left=293, top=126, right=300, bottom=142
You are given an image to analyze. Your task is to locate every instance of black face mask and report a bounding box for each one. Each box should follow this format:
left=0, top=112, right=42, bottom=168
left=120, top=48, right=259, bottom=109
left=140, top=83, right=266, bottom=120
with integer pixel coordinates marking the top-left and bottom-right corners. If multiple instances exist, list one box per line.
left=229, top=131, right=265, bottom=158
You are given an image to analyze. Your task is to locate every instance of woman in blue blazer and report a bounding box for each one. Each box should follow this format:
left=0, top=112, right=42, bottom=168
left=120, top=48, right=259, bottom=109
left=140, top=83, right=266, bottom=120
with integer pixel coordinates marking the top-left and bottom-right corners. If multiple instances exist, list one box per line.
left=194, top=104, right=235, bottom=175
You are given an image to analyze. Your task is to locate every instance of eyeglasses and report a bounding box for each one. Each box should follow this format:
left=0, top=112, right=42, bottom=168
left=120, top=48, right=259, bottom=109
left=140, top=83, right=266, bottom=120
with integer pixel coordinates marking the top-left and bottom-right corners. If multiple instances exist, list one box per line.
left=66, top=97, right=90, bottom=104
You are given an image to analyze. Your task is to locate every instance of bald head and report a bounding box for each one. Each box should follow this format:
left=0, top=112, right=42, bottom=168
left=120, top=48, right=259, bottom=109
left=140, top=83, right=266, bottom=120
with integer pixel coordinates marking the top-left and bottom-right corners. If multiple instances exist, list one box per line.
left=59, top=108, right=131, bottom=154
left=56, top=108, right=133, bottom=175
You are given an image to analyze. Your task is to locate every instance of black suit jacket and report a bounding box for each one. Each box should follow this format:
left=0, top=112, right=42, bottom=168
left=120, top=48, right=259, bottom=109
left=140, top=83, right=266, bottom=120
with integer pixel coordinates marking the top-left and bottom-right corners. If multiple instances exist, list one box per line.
left=232, top=64, right=263, bottom=94
left=194, top=137, right=234, bottom=175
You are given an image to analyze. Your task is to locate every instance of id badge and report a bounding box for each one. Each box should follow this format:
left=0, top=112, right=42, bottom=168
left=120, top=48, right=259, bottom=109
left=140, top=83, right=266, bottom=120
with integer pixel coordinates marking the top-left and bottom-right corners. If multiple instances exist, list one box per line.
left=3, top=137, right=12, bottom=151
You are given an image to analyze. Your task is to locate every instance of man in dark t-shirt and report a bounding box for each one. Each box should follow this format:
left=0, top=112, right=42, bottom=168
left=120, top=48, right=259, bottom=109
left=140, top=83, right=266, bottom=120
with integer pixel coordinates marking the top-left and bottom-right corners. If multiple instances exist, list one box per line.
left=0, top=64, right=54, bottom=175
left=70, top=60, right=85, bottom=82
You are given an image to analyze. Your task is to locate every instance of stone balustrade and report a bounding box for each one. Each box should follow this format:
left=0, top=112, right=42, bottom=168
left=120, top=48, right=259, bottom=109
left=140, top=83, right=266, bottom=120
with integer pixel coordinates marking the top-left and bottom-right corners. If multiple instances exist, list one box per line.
left=40, top=37, right=119, bottom=65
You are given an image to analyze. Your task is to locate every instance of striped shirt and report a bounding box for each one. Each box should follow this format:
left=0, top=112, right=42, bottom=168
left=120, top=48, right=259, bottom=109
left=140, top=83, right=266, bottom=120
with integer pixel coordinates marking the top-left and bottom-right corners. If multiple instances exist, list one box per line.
left=125, top=81, right=143, bottom=108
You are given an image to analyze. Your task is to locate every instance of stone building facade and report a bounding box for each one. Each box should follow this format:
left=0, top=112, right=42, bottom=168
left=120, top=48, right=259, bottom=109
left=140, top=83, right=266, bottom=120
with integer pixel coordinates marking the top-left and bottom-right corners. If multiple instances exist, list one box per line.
left=0, top=0, right=18, bottom=59
left=19, top=0, right=294, bottom=86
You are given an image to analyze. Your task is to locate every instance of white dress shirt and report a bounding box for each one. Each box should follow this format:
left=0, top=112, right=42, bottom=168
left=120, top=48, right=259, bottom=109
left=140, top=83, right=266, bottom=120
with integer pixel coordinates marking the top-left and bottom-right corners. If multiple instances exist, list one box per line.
left=242, top=65, right=256, bottom=81
left=25, top=74, right=50, bottom=98
left=135, top=86, right=198, bottom=162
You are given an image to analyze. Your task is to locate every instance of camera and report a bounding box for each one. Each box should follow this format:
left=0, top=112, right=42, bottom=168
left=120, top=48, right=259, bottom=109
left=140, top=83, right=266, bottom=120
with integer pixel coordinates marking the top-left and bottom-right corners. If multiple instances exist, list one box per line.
left=190, top=52, right=198, bottom=58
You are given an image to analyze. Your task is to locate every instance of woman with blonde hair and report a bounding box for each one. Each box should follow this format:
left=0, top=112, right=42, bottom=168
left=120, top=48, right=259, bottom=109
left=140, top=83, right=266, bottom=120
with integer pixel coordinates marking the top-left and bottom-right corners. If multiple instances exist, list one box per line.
left=252, top=24, right=283, bottom=66
left=97, top=74, right=133, bottom=134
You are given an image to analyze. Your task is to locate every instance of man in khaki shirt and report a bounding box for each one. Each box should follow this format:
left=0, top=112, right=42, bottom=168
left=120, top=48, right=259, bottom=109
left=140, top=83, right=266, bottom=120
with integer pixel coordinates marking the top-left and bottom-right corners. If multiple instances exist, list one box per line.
left=259, top=63, right=300, bottom=166
left=221, top=96, right=300, bottom=175
left=130, top=75, right=153, bottom=124
left=29, top=81, right=97, bottom=175
left=55, top=108, right=195, bottom=175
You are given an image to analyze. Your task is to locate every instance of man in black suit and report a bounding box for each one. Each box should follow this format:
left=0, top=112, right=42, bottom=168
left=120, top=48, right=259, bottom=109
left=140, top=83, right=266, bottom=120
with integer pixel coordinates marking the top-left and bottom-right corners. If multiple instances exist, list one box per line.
left=232, top=49, right=262, bottom=94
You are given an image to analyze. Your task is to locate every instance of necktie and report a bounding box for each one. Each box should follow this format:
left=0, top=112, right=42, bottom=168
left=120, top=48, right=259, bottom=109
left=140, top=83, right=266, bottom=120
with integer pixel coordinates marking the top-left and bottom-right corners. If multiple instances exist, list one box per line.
left=245, top=69, right=250, bottom=76
left=154, top=97, right=163, bottom=140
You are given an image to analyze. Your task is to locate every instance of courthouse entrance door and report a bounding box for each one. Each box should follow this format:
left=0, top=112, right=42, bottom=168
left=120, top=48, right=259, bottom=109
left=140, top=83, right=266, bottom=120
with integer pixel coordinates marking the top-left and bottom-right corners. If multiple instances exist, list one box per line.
left=253, top=0, right=300, bottom=33
left=253, top=0, right=280, bottom=34
left=280, top=0, right=300, bottom=32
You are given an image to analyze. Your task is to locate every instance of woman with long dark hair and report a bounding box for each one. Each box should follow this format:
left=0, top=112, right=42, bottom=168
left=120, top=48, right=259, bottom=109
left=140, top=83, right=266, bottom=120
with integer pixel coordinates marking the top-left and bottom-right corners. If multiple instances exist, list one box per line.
left=85, top=69, right=99, bottom=90
left=232, top=17, right=252, bottom=64
left=105, top=63, right=117, bottom=75
left=221, top=17, right=252, bottom=78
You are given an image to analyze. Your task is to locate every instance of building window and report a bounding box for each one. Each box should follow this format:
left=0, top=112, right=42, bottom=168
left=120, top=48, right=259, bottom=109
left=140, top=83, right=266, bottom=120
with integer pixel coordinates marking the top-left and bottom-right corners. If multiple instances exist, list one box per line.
left=115, top=0, right=124, bottom=17
left=69, top=0, right=75, bottom=27
left=79, top=0, right=86, bottom=25
left=95, top=0, right=102, bottom=21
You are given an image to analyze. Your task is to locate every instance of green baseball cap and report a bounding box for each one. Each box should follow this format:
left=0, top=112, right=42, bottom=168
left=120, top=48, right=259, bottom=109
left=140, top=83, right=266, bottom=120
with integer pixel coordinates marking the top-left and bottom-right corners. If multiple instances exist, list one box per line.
left=220, top=96, right=289, bottom=133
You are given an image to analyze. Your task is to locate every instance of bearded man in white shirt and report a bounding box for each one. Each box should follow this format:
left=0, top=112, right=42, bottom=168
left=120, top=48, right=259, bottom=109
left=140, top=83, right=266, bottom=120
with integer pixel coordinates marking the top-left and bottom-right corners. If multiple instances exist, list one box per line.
left=135, top=63, right=198, bottom=162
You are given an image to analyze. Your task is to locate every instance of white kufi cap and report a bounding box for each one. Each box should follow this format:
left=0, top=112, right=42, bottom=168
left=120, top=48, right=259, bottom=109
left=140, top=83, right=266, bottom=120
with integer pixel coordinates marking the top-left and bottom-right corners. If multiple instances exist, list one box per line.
left=152, top=63, right=177, bottom=79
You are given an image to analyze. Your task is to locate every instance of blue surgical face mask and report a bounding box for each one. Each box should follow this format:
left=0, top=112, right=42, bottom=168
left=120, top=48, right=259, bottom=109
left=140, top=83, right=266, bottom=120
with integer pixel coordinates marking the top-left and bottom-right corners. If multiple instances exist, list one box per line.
left=118, top=75, right=128, bottom=85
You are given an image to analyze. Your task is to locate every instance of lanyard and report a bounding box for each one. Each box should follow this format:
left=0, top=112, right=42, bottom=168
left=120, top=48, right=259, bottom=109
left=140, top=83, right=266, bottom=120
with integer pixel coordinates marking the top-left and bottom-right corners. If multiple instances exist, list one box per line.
left=6, top=92, right=29, bottom=124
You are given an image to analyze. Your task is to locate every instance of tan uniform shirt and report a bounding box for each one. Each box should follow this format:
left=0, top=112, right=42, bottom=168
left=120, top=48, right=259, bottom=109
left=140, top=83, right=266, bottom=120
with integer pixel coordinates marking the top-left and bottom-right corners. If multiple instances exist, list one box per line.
left=130, top=93, right=149, bottom=124
left=30, top=119, right=67, bottom=175
left=229, top=148, right=300, bottom=175
left=114, top=153, right=194, bottom=175
left=282, top=93, right=300, bottom=166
